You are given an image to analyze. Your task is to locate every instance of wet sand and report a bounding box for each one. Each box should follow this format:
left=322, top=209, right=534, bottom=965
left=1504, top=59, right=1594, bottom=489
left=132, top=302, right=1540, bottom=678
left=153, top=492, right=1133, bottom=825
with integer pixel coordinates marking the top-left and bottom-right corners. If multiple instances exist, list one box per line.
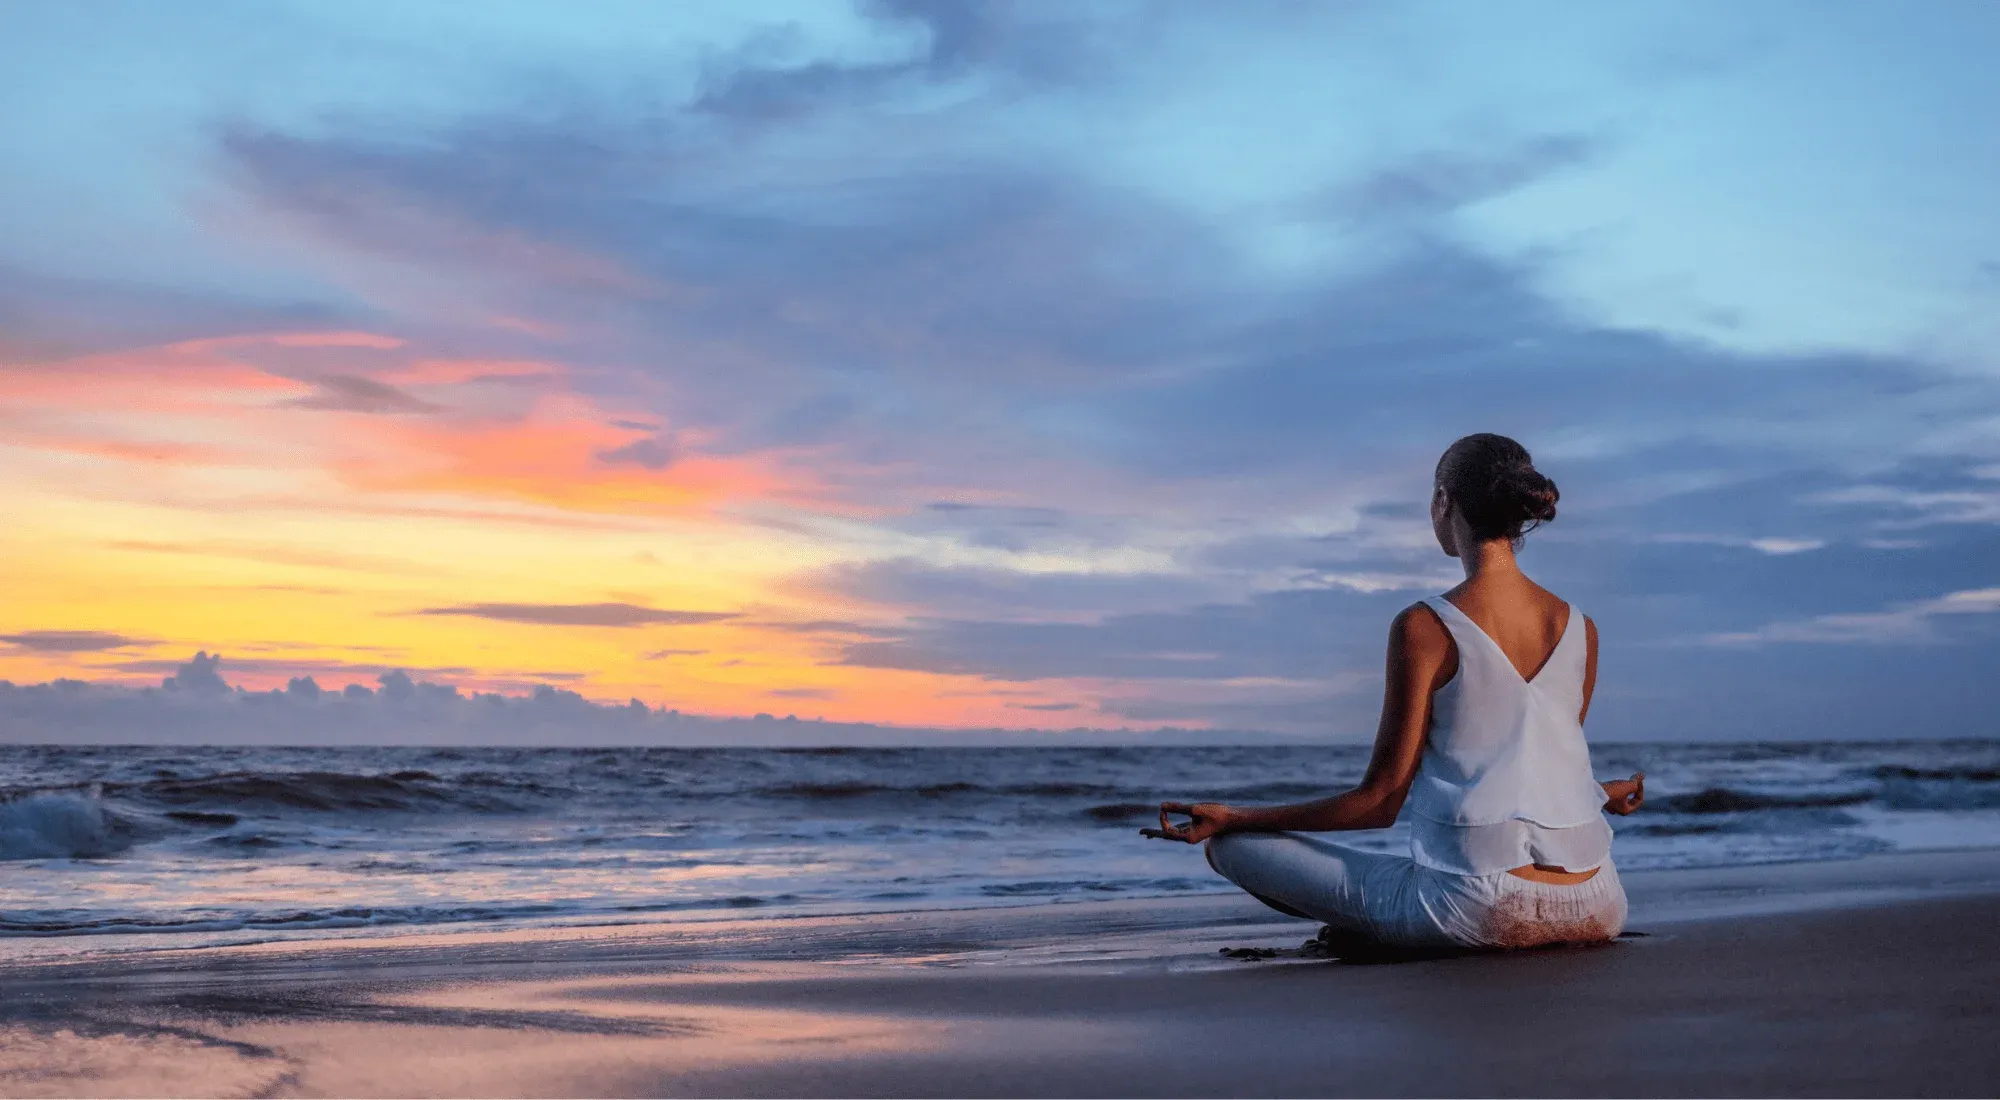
left=4, top=849, right=2000, bottom=1097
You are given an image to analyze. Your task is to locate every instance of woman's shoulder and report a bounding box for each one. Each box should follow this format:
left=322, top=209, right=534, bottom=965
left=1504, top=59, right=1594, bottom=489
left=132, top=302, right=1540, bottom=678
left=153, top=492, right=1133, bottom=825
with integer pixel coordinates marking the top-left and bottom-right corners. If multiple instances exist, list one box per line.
left=1391, top=600, right=1454, bottom=647
left=1394, top=597, right=1448, bottom=624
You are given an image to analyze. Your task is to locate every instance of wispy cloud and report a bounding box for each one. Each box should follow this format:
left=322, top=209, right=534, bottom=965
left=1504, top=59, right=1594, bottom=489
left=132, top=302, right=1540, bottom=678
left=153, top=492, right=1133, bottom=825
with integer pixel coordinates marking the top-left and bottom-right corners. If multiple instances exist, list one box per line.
left=105, top=539, right=436, bottom=577
left=594, top=430, right=679, bottom=470
left=0, top=630, right=152, bottom=653
left=285, top=374, right=440, bottom=415
left=1650, top=533, right=1827, bottom=556
left=1311, top=133, right=1605, bottom=220
left=412, top=602, right=737, bottom=627
left=1706, top=587, right=2000, bottom=646
left=767, top=686, right=836, bottom=699
left=107, top=655, right=476, bottom=680
left=745, top=620, right=907, bottom=638
left=1812, top=485, right=2000, bottom=528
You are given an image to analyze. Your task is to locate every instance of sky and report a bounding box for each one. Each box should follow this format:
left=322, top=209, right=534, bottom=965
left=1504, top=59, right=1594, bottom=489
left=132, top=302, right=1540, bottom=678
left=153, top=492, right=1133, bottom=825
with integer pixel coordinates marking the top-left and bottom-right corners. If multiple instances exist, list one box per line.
left=3, top=0, right=2000, bottom=742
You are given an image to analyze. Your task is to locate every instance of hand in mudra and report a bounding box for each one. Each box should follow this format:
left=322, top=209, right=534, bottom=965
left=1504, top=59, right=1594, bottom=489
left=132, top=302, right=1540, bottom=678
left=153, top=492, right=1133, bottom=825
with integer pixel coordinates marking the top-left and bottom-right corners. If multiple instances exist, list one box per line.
left=1603, top=771, right=1645, bottom=815
left=1140, top=801, right=1235, bottom=843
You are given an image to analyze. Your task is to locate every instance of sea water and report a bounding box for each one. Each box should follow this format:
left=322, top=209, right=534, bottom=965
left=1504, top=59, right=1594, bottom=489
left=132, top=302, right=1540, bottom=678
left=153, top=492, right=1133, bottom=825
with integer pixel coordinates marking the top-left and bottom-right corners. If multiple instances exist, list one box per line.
left=3, top=741, right=1998, bottom=954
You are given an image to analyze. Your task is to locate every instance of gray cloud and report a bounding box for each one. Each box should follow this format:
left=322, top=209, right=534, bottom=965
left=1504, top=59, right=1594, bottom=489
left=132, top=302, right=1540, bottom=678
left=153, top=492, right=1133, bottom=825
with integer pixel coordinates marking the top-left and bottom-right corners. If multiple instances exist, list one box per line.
left=884, top=503, right=1113, bottom=556
left=109, top=654, right=476, bottom=679
left=594, top=431, right=679, bottom=470
left=219, top=99, right=2000, bottom=511
left=0, top=661, right=1255, bottom=747
left=835, top=583, right=1389, bottom=684
left=1310, top=134, right=1604, bottom=221
left=219, top=119, right=1234, bottom=455
left=284, top=374, right=440, bottom=414
left=766, top=686, right=837, bottom=699
left=0, top=265, right=352, bottom=361
left=747, top=619, right=906, bottom=638
left=0, top=630, right=152, bottom=652
left=412, top=603, right=737, bottom=627
left=820, top=480, right=2000, bottom=737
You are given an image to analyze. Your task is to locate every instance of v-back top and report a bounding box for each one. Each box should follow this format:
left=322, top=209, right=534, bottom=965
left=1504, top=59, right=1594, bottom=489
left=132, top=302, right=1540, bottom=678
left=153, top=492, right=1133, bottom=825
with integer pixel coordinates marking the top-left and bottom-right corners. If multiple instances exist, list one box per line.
left=1403, top=595, right=1613, bottom=875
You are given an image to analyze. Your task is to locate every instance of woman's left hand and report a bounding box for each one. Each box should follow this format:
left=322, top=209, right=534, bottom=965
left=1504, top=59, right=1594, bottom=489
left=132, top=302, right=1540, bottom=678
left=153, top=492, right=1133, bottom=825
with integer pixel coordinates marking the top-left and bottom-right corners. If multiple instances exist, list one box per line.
left=1602, top=771, right=1645, bottom=815
left=1140, top=801, right=1237, bottom=843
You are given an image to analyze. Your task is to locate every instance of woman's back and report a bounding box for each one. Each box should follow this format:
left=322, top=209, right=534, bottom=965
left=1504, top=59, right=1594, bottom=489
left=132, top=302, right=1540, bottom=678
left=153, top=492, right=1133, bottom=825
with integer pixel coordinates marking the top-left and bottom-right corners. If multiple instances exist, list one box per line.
left=1404, top=581, right=1611, bottom=874
left=1437, top=579, right=1574, bottom=684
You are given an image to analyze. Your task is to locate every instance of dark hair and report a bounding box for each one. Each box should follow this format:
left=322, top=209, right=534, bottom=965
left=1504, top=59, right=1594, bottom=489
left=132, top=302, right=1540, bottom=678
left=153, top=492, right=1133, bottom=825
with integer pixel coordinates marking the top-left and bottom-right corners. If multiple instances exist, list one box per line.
left=1435, top=433, right=1559, bottom=542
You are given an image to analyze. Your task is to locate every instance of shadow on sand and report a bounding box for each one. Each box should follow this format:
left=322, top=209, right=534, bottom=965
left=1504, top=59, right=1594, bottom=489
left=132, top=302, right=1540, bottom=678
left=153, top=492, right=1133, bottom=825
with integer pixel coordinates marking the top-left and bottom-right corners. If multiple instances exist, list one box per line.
left=1219, top=925, right=1651, bottom=965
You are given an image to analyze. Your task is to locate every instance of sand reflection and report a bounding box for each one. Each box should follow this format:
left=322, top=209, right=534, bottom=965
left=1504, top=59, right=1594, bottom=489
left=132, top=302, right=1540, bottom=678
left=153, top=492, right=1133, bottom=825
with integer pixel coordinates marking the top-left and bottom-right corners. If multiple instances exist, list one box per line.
left=0, top=963, right=1116, bottom=1098
left=0, top=1025, right=296, bottom=1099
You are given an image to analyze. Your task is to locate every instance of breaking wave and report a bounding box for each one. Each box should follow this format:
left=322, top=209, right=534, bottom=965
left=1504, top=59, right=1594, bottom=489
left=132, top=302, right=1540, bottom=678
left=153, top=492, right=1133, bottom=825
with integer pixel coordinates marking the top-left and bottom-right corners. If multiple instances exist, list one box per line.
left=0, top=766, right=555, bottom=861
left=0, top=794, right=135, bottom=861
left=1654, top=787, right=1877, bottom=814
left=109, top=769, right=539, bottom=814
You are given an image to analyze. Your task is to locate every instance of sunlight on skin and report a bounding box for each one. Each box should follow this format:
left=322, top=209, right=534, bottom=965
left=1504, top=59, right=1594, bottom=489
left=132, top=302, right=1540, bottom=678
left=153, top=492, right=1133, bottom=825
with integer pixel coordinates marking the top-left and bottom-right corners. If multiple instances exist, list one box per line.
left=0, top=331, right=1139, bottom=727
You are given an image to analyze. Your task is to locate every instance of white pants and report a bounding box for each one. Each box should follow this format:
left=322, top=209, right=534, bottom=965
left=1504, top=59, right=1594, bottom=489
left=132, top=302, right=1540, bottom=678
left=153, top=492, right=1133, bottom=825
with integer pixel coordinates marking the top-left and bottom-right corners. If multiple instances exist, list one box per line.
left=1205, top=831, right=1628, bottom=949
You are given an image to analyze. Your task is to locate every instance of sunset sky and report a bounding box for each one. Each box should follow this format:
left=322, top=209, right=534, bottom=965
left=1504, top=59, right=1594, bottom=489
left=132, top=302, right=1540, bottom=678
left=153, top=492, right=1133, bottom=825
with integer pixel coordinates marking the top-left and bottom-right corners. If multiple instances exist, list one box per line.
left=4, top=1, right=1999, bottom=740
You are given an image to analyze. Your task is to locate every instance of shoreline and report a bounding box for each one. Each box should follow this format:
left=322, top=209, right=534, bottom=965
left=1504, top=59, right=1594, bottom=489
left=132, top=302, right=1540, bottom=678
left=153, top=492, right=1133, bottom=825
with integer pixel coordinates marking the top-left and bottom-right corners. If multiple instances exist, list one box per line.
left=9, top=844, right=2000, bottom=973
left=4, top=847, right=2000, bottom=1096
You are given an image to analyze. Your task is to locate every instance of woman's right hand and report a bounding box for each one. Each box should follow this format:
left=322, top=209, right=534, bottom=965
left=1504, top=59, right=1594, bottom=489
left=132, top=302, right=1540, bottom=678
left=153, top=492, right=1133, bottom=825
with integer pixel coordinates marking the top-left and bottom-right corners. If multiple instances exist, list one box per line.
left=1140, top=801, right=1237, bottom=843
left=1602, top=771, right=1645, bottom=815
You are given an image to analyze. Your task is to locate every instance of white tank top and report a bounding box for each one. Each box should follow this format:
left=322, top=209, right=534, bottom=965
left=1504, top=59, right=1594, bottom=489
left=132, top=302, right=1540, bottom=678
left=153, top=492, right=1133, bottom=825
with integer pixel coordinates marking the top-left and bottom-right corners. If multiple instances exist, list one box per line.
left=1403, top=595, right=1613, bottom=875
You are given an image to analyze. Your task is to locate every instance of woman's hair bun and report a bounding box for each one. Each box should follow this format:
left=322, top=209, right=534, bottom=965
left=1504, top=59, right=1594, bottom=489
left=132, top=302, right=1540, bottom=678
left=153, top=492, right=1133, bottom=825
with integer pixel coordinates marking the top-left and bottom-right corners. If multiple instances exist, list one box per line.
left=1496, top=463, right=1559, bottom=524
left=1436, top=433, right=1559, bottom=541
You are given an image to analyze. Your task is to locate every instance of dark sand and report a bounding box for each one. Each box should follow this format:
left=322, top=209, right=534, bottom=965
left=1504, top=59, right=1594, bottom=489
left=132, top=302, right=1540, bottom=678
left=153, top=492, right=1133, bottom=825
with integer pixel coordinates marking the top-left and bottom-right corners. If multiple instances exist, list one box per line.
left=5, top=849, right=2000, bottom=1097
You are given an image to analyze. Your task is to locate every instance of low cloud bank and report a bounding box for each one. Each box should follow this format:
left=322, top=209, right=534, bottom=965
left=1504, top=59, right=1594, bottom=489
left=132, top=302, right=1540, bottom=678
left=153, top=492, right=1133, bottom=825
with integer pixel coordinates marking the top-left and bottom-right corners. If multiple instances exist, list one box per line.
left=0, top=653, right=1298, bottom=747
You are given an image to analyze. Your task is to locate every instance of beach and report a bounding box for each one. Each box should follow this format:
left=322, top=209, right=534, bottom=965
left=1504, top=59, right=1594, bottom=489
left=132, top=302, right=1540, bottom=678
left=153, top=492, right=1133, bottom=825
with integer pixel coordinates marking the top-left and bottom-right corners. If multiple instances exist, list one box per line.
left=4, top=847, right=1999, bottom=1097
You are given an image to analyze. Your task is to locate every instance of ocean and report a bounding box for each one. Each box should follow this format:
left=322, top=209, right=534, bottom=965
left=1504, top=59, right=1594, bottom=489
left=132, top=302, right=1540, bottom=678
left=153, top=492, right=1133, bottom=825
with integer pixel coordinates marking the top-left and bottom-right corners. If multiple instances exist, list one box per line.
left=4, top=740, right=1998, bottom=956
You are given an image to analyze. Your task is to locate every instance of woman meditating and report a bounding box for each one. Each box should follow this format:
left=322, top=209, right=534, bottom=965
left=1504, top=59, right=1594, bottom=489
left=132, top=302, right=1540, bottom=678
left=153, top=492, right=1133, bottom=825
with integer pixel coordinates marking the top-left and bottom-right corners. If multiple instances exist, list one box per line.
left=1144, top=433, right=1646, bottom=950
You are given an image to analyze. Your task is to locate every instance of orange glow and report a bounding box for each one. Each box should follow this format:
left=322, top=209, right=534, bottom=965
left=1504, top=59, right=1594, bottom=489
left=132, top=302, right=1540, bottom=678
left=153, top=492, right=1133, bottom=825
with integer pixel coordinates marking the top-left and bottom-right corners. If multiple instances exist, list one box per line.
left=0, top=329, right=1146, bottom=731
left=18, top=437, right=252, bottom=465
left=0, top=340, right=302, bottom=406
left=334, top=413, right=800, bottom=517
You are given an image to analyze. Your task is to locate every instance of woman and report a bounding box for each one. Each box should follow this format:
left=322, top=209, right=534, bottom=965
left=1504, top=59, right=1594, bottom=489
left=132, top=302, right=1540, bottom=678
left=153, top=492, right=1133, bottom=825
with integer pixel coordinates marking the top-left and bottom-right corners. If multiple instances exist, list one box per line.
left=1143, top=433, right=1646, bottom=951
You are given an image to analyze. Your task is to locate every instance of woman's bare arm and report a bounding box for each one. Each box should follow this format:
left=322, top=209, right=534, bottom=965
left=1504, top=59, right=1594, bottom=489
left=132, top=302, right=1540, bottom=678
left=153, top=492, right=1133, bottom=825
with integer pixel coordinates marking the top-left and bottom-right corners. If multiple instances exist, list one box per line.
left=1580, top=614, right=1646, bottom=815
left=1144, top=604, right=1454, bottom=842
left=1580, top=614, right=1598, bottom=724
